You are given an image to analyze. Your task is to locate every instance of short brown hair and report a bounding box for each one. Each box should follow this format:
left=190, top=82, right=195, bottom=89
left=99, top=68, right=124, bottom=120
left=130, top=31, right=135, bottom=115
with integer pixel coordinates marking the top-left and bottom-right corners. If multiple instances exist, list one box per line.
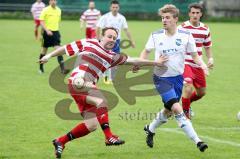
left=159, top=4, right=179, bottom=18
left=102, top=27, right=118, bottom=36
left=111, top=0, right=119, bottom=5
left=188, top=3, right=203, bottom=13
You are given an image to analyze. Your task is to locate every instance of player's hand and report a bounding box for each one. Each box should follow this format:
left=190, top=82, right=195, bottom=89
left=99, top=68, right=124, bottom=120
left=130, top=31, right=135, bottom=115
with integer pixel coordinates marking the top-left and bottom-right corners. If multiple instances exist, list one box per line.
left=39, top=54, right=51, bottom=64
left=46, top=30, right=53, bottom=36
left=132, top=65, right=140, bottom=73
left=207, top=57, right=214, bottom=69
left=155, top=55, right=168, bottom=67
left=200, top=62, right=209, bottom=76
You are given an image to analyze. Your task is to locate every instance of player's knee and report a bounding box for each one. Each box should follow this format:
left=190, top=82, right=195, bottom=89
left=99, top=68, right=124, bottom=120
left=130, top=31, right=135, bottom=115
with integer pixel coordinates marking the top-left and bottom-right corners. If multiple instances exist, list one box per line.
left=96, top=99, right=107, bottom=108
left=84, top=118, right=98, bottom=132
left=184, top=83, right=193, bottom=92
left=164, top=98, right=178, bottom=111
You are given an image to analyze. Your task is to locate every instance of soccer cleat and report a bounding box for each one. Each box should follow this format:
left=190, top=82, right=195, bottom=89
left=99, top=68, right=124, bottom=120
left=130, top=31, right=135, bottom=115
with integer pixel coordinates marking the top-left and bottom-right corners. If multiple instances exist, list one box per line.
left=52, top=139, right=65, bottom=159
left=197, top=141, right=208, bottom=152
left=105, top=135, right=125, bottom=146
left=144, top=125, right=155, bottom=148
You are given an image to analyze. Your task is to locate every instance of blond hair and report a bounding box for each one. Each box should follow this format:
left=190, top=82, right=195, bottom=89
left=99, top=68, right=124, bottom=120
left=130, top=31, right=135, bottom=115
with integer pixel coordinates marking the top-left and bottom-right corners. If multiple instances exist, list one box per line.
left=159, top=4, right=179, bottom=18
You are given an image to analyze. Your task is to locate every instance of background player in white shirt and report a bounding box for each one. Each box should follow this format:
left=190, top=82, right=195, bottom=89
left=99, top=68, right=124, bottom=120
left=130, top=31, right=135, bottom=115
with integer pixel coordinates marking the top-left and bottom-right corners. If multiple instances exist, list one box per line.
left=179, top=3, right=214, bottom=119
left=80, top=1, right=101, bottom=39
left=39, top=27, right=167, bottom=159
left=31, top=0, right=45, bottom=40
left=96, top=0, right=135, bottom=84
left=136, top=4, right=208, bottom=152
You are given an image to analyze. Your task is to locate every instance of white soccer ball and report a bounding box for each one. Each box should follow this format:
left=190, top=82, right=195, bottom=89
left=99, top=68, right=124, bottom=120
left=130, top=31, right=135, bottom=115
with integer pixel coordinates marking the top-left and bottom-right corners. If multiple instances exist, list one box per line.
left=73, top=78, right=85, bottom=89
left=237, top=112, right=240, bottom=121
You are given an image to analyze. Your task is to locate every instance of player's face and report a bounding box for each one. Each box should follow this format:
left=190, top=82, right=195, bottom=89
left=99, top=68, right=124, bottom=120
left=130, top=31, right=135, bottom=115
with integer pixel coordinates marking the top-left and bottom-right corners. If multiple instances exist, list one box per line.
left=49, top=0, right=57, bottom=7
left=161, top=13, right=178, bottom=30
left=89, top=2, right=95, bottom=9
left=189, top=8, right=202, bottom=23
left=110, top=4, right=119, bottom=14
left=101, top=29, right=117, bottom=50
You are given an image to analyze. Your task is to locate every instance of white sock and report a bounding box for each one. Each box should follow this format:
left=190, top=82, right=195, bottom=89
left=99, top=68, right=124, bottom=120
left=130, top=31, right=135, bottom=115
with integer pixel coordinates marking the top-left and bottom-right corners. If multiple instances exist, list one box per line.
left=175, top=112, right=201, bottom=144
left=149, top=109, right=168, bottom=133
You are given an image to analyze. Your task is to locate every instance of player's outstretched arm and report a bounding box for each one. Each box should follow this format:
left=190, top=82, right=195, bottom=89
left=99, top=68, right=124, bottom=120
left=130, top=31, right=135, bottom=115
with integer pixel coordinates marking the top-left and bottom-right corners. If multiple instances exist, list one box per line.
left=125, top=54, right=168, bottom=67
left=39, top=46, right=66, bottom=64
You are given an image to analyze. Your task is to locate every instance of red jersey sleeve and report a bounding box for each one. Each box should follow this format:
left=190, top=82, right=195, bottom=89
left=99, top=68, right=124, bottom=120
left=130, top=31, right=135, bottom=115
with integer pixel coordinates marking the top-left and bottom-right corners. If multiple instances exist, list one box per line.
left=111, top=53, right=128, bottom=67
left=64, top=40, right=83, bottom=56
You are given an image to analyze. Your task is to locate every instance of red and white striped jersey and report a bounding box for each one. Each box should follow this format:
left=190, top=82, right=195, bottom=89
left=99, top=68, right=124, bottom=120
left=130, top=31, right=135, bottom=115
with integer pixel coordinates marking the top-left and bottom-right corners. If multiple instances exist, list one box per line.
left=65, top=39, right=127, bottom=84
left=80, top=9, right=101, bottom=28
left=31, top=2, right=45, bottom=20
left=179, top=21, right=212, bottom=67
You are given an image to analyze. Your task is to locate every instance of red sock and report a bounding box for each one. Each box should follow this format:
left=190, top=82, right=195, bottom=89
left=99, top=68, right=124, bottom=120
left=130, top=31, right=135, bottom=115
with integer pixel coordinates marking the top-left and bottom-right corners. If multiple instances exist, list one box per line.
left=57, top=123, right=90, bottom=145
left=190, top=91, right=202, bottom=102
left=96, top=107, right=113, bottom=139
left=182, top=97, right=191, bottom=111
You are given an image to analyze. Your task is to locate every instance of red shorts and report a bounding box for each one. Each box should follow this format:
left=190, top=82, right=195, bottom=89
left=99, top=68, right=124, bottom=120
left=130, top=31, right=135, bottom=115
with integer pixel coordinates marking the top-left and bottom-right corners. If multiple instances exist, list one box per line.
left=34, top=19, right=41, bottom=27
left=86, top=28, right=96, bottom=39
left=68, top=79, right=97, bottom=115
left=183, top=65, right=206, bottom=88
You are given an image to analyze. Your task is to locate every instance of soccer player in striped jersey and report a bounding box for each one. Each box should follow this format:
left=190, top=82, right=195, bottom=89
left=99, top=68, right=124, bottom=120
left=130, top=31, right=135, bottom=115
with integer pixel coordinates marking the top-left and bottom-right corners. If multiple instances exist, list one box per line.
left=39, top=27, right=168, bottom=159
left=178, top=3, right=214, bottom=119
left=31, top=0, right=45, bottom=40
left=138, top=4, right=208, bottom=152
left=80, top=1, right=101, bottom=39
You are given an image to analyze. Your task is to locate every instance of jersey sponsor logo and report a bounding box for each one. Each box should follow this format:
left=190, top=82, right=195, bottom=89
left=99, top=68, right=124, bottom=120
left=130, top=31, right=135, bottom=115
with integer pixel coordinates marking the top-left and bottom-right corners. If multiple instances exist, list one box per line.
left=163, top=48, right=178, bottom=55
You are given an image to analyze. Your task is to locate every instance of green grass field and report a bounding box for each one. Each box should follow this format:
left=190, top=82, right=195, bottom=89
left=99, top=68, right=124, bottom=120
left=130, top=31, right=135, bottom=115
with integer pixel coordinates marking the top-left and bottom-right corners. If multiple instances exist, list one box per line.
left=1, top=19, right=240, bottom=159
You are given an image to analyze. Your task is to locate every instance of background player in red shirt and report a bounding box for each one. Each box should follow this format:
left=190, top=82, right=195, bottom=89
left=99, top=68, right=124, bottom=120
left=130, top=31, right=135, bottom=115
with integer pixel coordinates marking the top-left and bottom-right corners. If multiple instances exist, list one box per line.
left=40, top=27, right=168, bottom=159
left=179, top=3, right=214, bottom=119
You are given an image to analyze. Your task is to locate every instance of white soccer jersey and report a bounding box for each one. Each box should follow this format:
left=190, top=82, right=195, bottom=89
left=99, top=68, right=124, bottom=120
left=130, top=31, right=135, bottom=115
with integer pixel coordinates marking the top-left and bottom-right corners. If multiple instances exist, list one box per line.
left=145, top=28, right=197, bottom=77
left=96, top=12, right=128, bottom=39
left=31, top=2, right=45, bottom=20
left=80, top=9, right=101, bottom=28
left=178, top=21, right=212, bottom=67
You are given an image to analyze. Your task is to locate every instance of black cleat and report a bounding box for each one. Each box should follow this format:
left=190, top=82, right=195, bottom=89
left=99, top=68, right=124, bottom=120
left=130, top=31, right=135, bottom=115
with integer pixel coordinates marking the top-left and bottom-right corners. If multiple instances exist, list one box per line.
left=197, top=141, right=208, bottom=152
left=144, top=125, right=155, bottom=148
left=105, top=135, right=125, bottom=146
left=52, top=139, right=65, bottom=159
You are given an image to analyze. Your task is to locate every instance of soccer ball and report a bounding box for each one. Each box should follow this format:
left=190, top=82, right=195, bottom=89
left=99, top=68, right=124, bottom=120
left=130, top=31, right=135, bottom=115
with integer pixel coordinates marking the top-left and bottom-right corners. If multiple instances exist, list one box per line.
left=237, top=112, right=240, bottom=121
left=73, top=78, right=85, bottom=89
